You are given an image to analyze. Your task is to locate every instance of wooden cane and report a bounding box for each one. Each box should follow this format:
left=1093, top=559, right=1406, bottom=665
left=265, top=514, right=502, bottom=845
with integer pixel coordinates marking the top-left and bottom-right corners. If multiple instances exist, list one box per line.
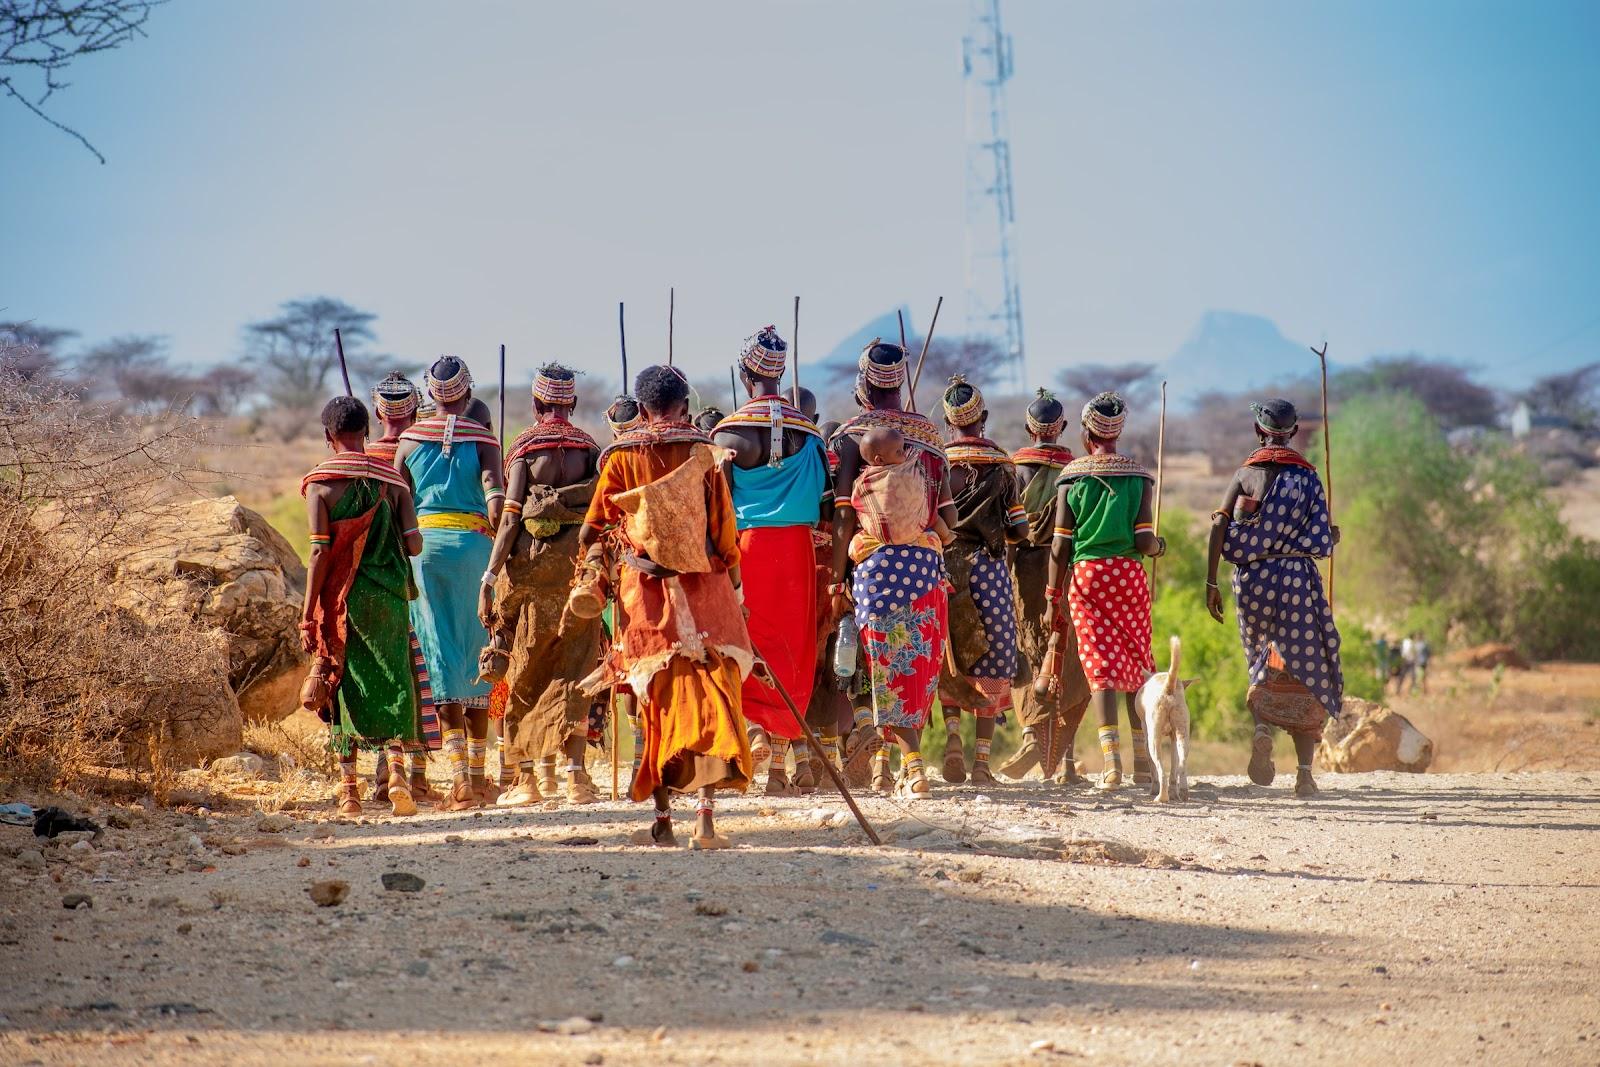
left=791, top=295, right=801, bottom=408
left=610, top=686, right=620, bottom=801
left=334, top=328, right=353, bottom=397
left=1151, top=380, right=1167, bottom=597
left=498, top=343, right=506, bottom=451
left=730, top=364, right=737, bottom=405
left=668, top=287, right=675, bottom=367
left=1312, top=341, right=1334, bottom=609
left=619, top=302, right=629, bottom=392
left=907, top=295, right=944, bottom=414
left=749, top=641, right=881, bottom=846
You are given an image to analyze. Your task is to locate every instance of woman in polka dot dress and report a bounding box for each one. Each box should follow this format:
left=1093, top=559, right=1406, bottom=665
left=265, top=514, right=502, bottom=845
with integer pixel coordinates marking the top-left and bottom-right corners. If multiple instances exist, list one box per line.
left=1205, top=398, right=1343, bottom=798
left=937, top=376, right=1029, bottom=786
left=1043, top=392, right=1167, bottom=791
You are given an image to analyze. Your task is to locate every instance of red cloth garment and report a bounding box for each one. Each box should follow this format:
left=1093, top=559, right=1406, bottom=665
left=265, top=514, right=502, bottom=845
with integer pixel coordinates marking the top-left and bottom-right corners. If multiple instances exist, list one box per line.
left=737, top=525, right=818, bottom=740
left=1067, top=555, right=1154, bottom=693
left=304, top=505, right=379, bottom=689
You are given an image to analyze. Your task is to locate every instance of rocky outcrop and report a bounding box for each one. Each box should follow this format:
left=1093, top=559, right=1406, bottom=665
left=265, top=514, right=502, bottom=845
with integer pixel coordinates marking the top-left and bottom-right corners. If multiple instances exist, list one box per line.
left=109, top=496, right=308, bottom=763
left=1316, top=697, right=1433, bottom=774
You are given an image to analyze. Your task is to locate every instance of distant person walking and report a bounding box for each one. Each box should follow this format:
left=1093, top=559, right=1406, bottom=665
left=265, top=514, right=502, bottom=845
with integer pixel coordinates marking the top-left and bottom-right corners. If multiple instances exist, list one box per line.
left=1412, top=634, right=1431, bottom=694
left=1398, top=636, right=1417, bottom=695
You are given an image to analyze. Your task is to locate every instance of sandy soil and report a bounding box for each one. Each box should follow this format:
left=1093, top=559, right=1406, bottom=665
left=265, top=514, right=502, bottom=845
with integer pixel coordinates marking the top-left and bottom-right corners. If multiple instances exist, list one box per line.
left=3, top=769, right=1597, bottom=1067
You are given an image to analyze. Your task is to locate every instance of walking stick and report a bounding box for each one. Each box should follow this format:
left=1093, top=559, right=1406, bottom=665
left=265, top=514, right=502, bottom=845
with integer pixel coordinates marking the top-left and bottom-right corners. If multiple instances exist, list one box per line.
left=791, top=295, right=801, bottom=408
left=1151, top=380, right=1167, bottom=597
left=618, top=302, right=629, bottom=391
left=333, top=328, right=353, bottom=397
left=610, top=686, right=620, bottom=801
left=907, top=295, right=944, bottom=413
left=498, top=343, right=506, bottom=451
left=1312, top=341, right=1334, bottom=609
left=749, top=640, right=881, bottom=846
left=668, top=287, right=675, bottom=367
left=897, top=308, right=907, bottom=352
left=730, top=364, right=737, bottom=405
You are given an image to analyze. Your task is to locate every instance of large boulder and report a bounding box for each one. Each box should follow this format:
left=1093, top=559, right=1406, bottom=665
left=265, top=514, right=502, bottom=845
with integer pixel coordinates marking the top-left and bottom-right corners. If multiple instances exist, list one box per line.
left=111, top=496, right=307, bottom=727
left=1316, top=697, right=1433, bottom=774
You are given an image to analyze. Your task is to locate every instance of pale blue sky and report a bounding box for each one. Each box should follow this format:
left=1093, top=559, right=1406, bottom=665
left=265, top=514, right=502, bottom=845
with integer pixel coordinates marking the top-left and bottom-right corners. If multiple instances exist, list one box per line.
left=2, top=0, right=1596, bottom=390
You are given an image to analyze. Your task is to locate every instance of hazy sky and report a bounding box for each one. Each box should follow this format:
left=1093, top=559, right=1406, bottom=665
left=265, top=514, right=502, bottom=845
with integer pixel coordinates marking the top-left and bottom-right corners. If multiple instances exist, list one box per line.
left=3, top=0, right=1597, bottom=391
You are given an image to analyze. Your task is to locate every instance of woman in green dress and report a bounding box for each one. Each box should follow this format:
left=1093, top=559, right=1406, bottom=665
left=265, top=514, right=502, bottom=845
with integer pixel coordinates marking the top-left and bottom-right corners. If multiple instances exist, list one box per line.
left=300, top=396, right=425, bottom=816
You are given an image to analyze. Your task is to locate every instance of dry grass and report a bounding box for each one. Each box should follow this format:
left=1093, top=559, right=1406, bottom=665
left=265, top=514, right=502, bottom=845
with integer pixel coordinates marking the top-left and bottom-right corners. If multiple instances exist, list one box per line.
left=0, top=346, right=222, bottom=795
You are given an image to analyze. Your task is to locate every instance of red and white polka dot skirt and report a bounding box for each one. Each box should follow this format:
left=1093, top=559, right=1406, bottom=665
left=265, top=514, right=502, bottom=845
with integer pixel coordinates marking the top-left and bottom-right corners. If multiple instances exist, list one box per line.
left=1066, top=555, right=1154, bottom=694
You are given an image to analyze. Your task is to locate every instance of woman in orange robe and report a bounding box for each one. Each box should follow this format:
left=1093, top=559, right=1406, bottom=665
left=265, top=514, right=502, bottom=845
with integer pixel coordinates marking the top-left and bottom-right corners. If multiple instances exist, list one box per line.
left=580, top=365, right=754, bottom=849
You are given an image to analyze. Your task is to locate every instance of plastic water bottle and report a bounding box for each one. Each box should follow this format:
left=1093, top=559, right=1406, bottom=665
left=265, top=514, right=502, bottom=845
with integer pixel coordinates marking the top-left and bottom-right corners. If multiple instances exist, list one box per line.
left=833, top=615, right=859, bottom=679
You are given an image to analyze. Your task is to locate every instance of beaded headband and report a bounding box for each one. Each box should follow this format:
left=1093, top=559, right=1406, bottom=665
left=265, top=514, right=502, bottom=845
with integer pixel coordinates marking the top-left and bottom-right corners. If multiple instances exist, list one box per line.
left=532, top=363, right=577, bottom=406
left=739, top=325, right=789, bottom=379
left=942, top=374, right=984, bottom=427
left=1026, top=387, right=1066, bottom=437
left=426, top=358, right=473, bottom=404
left=858, top=339, right=908, bottom=390
left=372, top=374, right=420, bottom=420
left=606, top=395, right=642, bottom=433
left=1081, top=391, right=1127, bottom=439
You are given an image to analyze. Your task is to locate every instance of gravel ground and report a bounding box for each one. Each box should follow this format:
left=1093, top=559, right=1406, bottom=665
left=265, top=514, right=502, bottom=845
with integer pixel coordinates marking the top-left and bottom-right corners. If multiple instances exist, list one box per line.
left=2, top=770, right=1597, bottom=1066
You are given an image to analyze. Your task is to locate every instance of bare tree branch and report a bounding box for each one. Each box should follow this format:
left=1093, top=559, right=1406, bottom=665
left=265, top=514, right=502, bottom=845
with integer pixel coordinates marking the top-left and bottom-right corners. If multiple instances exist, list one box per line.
left=0, top=1, right=166, bottom=163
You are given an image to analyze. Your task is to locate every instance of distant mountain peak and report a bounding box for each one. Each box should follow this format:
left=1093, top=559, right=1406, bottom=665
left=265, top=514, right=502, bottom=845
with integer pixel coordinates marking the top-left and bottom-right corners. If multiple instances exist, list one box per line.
left=1163, top=310, right=1316, bottom=397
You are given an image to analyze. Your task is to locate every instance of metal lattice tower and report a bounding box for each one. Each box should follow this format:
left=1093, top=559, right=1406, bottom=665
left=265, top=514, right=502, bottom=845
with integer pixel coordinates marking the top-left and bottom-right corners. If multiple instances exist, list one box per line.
left=963, top=0, right=1025, bottom=391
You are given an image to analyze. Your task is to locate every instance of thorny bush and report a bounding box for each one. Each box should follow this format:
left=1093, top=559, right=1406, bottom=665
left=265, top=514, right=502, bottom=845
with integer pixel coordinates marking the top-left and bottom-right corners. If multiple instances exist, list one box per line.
left=0, top=342, right=218, bottom=793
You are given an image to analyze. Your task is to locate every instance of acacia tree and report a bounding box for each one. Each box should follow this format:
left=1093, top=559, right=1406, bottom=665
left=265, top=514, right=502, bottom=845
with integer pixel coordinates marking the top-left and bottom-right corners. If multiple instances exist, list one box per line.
left=1056, top=361, right=1160, bottom=412
left=0, top=1, right=165, bottom=163
left=244, top=297, right=384, bottom=411
left=0, top=321, right=76, bottom=379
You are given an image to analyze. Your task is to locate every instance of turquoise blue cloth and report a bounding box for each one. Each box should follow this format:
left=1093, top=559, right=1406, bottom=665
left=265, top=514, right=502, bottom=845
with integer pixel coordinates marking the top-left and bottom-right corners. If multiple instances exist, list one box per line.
left=729, top=436, right=829, bottom=529
left=404, top=438, right=491, bottom=706
left=409, top=527, right=491, bottom=706
left=404, top=440, right=488, bottom=518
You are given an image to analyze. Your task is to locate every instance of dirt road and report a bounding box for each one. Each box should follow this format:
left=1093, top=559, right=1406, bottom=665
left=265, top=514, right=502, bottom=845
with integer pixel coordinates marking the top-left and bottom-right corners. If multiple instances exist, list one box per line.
left=3, top=771, right=1597, bottom=1066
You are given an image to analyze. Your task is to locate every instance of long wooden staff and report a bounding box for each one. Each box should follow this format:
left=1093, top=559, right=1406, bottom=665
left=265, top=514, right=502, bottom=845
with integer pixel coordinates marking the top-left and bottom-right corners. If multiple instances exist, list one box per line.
left=1312, top=341, right=1334, bottom=609
left=1150, top=379, right=1167, bottom=597
left=497, top=343, right=506, bottom=450
left=618, top=302, right=628, bottom=391
left=897, top=308, right=907, bottom=352
left=729, top=364, right=737, bottom=404
left=611, top=690, right=620, bottom=801
left=668, top=287, right=675, bottom=367
left=907, top=295, right=944, bottom=413
left=333, top=328, right=353, bottom=397
left=749, top=641, right=880, bottom=845
left=791, top=295, right=801, bottom=407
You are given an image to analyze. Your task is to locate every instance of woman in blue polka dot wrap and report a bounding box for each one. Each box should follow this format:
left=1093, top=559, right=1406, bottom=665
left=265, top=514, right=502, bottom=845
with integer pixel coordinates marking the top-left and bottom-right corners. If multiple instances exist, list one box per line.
left=1204, top=398, right=1343, bottom=799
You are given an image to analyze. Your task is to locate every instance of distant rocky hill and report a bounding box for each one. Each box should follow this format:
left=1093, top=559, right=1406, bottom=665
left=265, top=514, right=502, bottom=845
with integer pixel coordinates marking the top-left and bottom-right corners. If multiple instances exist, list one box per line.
left=1160, top=310, right=1325, bottom=397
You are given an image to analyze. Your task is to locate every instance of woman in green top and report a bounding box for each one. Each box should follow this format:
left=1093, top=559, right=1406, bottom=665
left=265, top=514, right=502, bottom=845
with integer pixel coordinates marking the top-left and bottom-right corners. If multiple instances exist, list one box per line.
left=1042, top=392, right=1166, bottom=790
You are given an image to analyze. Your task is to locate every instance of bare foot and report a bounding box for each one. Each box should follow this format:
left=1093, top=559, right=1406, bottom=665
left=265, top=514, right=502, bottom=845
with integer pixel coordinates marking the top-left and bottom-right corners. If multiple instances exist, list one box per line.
left=1295, top=767, right=1319, bottom=798
left=690, top=813, right=732, bottom=850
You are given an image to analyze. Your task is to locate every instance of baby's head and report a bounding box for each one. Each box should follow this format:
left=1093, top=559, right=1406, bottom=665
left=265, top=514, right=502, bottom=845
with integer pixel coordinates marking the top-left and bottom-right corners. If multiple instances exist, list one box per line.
left=861, top=427, right=906, bottom=467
